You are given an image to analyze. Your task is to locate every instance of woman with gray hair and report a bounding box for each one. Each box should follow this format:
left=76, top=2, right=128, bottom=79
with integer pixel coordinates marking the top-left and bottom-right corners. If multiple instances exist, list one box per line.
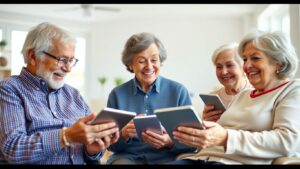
left=106, top=32, right=193, bottom=164
left=167, top=30, right=300, bottom=164
left=202, top=43, right=252, bottom=122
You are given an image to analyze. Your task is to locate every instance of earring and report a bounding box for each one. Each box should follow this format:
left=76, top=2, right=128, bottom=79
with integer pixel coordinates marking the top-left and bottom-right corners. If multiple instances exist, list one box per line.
left=276, top=69, right=280, bottom=74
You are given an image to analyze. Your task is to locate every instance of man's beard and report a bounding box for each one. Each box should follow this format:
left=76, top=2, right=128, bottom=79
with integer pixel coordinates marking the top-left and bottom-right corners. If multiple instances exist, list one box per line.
left=36, top=64, right=66, bottom=90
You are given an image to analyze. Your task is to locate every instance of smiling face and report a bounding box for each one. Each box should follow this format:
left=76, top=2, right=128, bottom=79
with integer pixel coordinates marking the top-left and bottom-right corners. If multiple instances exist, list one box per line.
left=129, top=43, right=161, bottom=92
left=242, top=42, right=279, bottom=91
left=215, top=49, right=244, bottom=91
left=28, top=39, right=75, bottom=90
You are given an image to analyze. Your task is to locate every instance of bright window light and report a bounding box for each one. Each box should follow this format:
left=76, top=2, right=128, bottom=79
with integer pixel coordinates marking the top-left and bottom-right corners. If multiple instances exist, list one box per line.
left=11, top=30, right=27, bottom=75
left=65, top=37, right=86, bottom=97
left=258, top=4, right=290, bottom=38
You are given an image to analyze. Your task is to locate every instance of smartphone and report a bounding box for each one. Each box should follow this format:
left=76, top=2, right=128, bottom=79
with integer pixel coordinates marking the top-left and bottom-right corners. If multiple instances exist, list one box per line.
left=199, top=94, right=226, bottom=112
left=133, top=115, right=163, bottom=141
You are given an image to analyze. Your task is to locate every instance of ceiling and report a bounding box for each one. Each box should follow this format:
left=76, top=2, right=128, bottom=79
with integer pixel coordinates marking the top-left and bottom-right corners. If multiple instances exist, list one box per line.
left=0, top=4, right=264, bottom=23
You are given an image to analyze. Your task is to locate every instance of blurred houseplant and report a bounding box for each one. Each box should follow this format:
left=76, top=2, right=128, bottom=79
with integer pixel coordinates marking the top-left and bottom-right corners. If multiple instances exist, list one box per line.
left=98, top=76, right=108, bottom=98
left=114, top=76, right=124, bottom=86
left=98, top=76, right=107, bottom=86
left=0, top=40, right=7, bottom=52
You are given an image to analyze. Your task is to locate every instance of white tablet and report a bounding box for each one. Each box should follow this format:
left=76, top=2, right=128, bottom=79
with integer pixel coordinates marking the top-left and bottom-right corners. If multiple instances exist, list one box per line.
left=154, top=105, right=204, bottom=150
left=87, top=107, right=136, bottom=130
left=133, top=115, right=163, bottom=141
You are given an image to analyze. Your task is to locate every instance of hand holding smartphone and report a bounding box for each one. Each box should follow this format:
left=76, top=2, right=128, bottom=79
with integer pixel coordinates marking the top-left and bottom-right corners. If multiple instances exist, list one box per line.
left=199, top=94, right=226, bottom=112
left=133, top=115, right=163, bottom=141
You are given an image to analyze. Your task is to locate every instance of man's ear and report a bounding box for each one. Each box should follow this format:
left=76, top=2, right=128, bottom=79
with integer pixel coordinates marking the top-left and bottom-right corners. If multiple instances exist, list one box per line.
left=28, top=49, right=37, bottom=66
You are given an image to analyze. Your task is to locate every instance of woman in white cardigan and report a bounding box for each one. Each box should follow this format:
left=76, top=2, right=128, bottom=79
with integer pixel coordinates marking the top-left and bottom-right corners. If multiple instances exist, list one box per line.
left=169, top=31, right=300, bottom=164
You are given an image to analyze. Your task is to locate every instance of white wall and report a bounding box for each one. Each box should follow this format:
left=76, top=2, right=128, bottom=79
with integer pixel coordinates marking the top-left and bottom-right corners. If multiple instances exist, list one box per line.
left=0, top=11, right=90, bottom=35
left=86, top=16, right=245, bottom=104
left=0, top=10, right=256, bottom=112
left=0, top=11, right=91, bottom=75
left=290, top=5, right=300, bottom=78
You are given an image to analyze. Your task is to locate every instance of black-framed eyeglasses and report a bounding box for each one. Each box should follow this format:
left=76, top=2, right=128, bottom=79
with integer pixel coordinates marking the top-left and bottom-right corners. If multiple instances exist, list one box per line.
left=42, top=51, right=79, bottom=67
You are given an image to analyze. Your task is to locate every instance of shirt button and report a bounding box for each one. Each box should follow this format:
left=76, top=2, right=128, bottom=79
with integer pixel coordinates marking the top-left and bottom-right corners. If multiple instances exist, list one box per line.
left=145, top=95, right=148, bottom=99
left=145, top=109, right=148, bottom=112
left=36, top=88, right=39, bottom=90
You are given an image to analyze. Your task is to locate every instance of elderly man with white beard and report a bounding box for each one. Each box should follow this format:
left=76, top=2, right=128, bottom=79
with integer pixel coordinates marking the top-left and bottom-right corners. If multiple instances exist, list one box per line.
left=0, top=22, right=120, bottom=164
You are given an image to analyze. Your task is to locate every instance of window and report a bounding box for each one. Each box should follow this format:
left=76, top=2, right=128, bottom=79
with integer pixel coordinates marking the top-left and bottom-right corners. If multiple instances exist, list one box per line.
left=11, top=30, right=27, bottom=75
left=281, top=13, right=290, bottom=37
left=258, top=4, right=290, bottom=38
left=0, top=29, right=2, bottom=40
left=65, top=37, right=86, bottom=97
left=10, top=30, right=86, bottom=96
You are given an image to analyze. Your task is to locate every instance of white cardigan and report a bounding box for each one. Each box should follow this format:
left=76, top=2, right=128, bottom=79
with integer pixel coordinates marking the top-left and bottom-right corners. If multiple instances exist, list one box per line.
left=177, top=79, right=300, bottom=164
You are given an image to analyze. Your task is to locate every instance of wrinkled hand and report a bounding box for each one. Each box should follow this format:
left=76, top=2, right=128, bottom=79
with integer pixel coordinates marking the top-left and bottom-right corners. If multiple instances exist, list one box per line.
left=64, top=112, right=119, bottom=155
left=141, top=128, right=173, bottom=149
left=86, top=131, right=120, bottom=155
left=66, top=113, right=119, bottom=144
left=202, top=105, right=223, bottom=122
left=173, top=121, right=227, bottom=149
left=121, top=120, right=136, bottom=142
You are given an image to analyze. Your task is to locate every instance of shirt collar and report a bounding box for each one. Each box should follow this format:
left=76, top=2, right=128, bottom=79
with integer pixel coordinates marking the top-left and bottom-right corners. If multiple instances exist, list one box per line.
left=20, top=67, right=60, bottom=93
left=132, top=76, right=161, bottom=95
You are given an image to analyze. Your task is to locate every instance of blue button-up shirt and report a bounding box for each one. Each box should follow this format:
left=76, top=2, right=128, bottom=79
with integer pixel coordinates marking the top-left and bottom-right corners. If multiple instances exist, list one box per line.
left=107, top=75, right=194, bottom=164
left=0, top=68, right=102, bottom=164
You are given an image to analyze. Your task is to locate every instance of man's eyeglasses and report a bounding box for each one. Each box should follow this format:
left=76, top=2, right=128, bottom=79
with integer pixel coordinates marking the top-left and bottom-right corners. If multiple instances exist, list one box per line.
left=42, top=51, right=79, bottom=67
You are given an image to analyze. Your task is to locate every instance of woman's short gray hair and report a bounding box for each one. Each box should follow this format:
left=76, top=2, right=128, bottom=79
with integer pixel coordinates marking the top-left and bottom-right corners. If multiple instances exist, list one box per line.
left=211, top=42, right=242, bottom=66
left=21, top=22, right=76, bottom=64
left=238, top=30, right=299, bottom=79
left=121, top=32, right=167, bottom=73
